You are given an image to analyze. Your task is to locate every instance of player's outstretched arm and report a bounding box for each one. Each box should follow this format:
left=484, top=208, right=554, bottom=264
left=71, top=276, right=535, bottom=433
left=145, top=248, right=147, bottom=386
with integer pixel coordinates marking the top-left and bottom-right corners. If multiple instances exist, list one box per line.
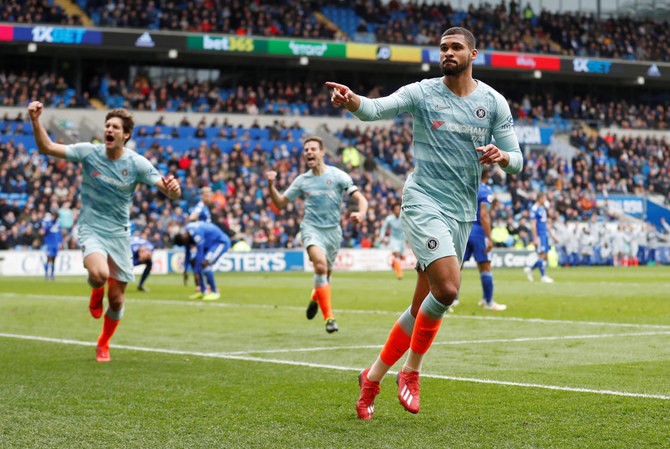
left=28, top=101, right=68, bottom=159
left=325, top=81, right=361, bottom=113
left=326, top=81, right=416, bottom=122
left=265, top=170, right=290, bottom=209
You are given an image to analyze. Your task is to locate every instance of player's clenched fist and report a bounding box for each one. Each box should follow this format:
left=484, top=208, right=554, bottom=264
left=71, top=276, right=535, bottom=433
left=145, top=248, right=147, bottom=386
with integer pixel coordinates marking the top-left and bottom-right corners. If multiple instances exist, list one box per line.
left=350, top=212, right=364, bottom=224
left=265, top=170, right=278, bottom=184
left=161, top=174, right=181, bottom=199
left=28, top=101, right=44, bottom=120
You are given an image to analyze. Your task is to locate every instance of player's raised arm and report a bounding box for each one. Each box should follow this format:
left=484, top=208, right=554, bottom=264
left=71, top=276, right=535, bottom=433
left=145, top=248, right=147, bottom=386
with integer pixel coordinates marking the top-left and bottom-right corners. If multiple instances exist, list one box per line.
left=28, top=101, right=68, bottom=159
left=156, top=174, right=182, bottom=200
left=265, top=170, right=290, bottom=209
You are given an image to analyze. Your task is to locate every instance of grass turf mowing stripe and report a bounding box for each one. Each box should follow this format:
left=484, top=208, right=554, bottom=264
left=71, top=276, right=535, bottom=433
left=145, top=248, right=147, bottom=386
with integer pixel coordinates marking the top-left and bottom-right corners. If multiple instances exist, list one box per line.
left=1, top=332, right=668, bottom=401
left=4, top=292, right=670, bottom=329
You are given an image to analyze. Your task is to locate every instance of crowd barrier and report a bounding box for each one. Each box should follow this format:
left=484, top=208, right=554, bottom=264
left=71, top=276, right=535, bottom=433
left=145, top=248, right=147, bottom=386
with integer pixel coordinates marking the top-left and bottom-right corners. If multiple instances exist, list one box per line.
left=3, top=246, right=668, bottom=277
left=1, top=248, right=605, bottom=276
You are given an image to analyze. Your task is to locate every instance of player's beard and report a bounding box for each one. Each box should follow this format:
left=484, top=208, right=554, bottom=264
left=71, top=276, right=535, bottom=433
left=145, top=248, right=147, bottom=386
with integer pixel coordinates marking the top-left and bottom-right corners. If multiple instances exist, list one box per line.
left=441, top=56, right=470, bottom=76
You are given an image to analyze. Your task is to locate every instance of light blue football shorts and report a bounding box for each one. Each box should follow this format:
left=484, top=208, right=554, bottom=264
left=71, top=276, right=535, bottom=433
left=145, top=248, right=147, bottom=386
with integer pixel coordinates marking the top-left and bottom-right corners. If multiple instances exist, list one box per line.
left=389, top=236, right=406, bottom=255
left=300, top=224, right=342, bottom=270
left=78, top=226, right=134, bottom=283
left=400, top=184, right=472, bottom=271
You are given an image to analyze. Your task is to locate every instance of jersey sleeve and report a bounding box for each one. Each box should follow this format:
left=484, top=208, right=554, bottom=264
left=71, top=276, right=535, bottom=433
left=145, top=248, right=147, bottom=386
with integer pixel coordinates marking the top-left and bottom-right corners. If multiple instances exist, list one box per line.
left=135, top=154, right=162, bottom=186
left=480, top=186, right=493, bottom=209
left=65, top=142, right=97, bottom=162
left=283, top=175, right=304, bottom=201
left=491, top=93, right=523, bottom=174
left=352, top=82, right=421, bottom=121
left=337, top=169, right=357, bottom=195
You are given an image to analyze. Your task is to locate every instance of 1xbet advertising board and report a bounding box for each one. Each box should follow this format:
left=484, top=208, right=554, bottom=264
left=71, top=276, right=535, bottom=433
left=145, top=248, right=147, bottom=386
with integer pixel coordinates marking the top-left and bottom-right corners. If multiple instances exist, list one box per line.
left=13, top=25, right=102, bottom=45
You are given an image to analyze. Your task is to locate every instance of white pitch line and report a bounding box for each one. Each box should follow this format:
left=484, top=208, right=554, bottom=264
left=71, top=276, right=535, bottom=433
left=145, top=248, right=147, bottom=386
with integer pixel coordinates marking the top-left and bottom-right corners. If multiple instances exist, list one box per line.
left=1, top=332, right=668, bottom=401
left=4, top=292, right=670, bottom=330
left=221, top=331, right=670, bottom=355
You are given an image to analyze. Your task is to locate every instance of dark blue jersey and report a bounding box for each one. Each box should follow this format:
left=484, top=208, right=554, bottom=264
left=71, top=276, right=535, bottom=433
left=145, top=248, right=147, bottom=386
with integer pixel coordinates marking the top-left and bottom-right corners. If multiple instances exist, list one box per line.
left=130, top=236, right=154, bottom=265
left=42, top=217, right=62, bottom=248
left=184, top=222, right=231, bottom=274
left=530, top=203, right=548, bottom=237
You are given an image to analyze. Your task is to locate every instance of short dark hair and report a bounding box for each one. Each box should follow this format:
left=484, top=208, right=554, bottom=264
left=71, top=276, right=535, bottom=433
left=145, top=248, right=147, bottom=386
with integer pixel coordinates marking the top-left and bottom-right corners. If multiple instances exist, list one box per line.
left=442, top=27, right=476, bottom=50
left=105, top=108, right=135, bottom=143
left=303, top=135, right=324, bottom=150
left=173, top=233, right=187, bottom=247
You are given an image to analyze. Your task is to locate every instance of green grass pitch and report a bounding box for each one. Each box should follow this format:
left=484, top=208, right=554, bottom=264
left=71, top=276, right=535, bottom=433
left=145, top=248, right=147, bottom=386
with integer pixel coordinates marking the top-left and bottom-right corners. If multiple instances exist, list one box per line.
left=1, top=266, right=669, bottom=448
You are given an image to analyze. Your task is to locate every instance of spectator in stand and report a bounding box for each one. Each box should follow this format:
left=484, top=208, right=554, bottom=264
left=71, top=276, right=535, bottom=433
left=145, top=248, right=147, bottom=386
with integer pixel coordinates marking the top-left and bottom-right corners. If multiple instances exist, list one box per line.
left=0, top=0, right=82, bottom=26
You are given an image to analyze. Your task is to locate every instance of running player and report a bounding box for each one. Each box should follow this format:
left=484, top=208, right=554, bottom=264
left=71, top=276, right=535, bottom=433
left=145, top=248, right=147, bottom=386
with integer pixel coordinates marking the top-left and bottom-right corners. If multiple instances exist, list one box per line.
left=327, top=26, right=523, bottom=419
left=380, top=203, right=406, bottom=280
left=265, top=136, right=368, bottom=334
left=28, top=101, right=181, bottom=362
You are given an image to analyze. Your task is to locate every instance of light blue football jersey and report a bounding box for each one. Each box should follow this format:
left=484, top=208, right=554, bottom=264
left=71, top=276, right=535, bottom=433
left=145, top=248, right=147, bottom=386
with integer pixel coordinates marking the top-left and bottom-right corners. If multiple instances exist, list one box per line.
left=381, top=214, right=404, bottom=241
left=66, top=143, right=161, bottom=237
left=353, top=78, right=522, bottom=221
left=284, top=165, right=357, bottom=228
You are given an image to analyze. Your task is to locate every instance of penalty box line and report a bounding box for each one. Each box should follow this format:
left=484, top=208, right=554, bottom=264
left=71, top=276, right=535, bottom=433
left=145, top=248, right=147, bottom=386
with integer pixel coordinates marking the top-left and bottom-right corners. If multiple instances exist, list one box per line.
left=0, top=332, right=668, bottom=401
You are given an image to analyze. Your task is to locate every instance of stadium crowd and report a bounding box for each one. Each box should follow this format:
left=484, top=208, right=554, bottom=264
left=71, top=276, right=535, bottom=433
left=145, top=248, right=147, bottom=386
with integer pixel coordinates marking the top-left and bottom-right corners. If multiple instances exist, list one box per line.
left=0, top=114, right=400, bottom=254
left=351, top=0, right=669, bottom=61
left=0, top=0, right=83, bottom=26
left=0, top=71, right=90, bottom=109
left=5, top=0, right=668, bottom=61
left=2, top=105, right=669, bottom=266
left=80, top=0, right=338, bottom=39
left=97, top=72, right=670, bottom=132
left=103, top=76, right=341, bottom=117
left=0, top=69, right=667, bottom=135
